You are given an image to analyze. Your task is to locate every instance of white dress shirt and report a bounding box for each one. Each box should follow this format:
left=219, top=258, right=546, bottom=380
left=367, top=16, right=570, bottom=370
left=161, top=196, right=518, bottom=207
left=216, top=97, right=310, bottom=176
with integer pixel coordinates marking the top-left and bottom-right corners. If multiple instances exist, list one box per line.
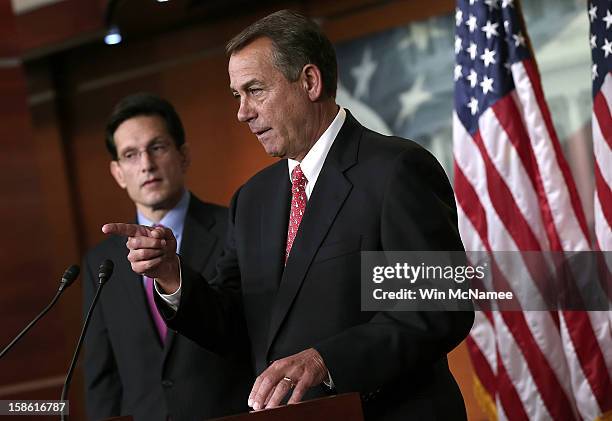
left=158, top=108, right=347, bottom=309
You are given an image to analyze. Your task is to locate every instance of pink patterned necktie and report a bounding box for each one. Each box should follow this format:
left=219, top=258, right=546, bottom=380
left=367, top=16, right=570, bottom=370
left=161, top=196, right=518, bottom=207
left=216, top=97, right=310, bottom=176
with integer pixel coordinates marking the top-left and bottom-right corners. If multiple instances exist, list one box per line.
left=145, top=276, right=167, bottom=343
left=144, top=224, right=168, bottom=343
left=286, top=165, right=308, bottom=262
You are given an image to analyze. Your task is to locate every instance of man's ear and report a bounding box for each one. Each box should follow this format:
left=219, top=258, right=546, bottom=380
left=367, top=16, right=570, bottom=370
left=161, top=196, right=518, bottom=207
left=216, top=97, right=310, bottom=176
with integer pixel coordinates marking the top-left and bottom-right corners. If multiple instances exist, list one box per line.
left=301, top=64, right=324, bottom=102
left=178, top=143, right=191, bottom=171
left=110, top=160, right=127, bottom=189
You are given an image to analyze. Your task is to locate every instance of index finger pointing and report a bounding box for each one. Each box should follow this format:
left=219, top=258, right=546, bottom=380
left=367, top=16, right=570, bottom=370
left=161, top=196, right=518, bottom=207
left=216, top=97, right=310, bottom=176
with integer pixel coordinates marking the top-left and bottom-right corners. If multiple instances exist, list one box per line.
left=102, top=223, right=153, bottom=237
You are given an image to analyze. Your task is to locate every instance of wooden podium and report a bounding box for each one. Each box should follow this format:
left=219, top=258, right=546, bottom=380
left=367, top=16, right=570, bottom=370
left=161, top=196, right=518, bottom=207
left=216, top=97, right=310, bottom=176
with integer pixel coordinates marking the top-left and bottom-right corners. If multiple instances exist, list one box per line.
left=209, top=393, right=364, bottom=421
left=102, top=393, right=363, bottom=421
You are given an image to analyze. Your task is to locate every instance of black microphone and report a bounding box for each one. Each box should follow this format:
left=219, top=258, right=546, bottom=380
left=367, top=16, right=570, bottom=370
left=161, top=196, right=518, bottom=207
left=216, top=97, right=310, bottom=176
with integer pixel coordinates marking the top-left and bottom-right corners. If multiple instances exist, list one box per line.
left=60, top=259, right=114, bottom=421
left=59, top=265, right=80, bottom=292
left=97, top=259, right=114, bottom=285
left=0, top=264, right=80, bottom=360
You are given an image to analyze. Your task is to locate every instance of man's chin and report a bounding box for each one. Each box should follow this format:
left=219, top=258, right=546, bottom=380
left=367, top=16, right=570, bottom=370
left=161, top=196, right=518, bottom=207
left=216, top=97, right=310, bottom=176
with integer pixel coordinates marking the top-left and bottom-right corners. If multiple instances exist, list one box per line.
left=140, top=194, right=171, bottom=210
left=259, top=139, right=282, bottom=157
left=263, top=146, right=286, bottom=159
left=144, top=190, right=187, bottom=212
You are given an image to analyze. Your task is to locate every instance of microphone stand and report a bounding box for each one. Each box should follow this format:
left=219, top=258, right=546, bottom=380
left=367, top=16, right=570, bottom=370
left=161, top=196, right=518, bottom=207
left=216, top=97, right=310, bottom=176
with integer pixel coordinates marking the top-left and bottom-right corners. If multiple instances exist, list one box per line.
left=0, top=265, right=79, bottom=360
left=60, top=260, right=113, bottom=421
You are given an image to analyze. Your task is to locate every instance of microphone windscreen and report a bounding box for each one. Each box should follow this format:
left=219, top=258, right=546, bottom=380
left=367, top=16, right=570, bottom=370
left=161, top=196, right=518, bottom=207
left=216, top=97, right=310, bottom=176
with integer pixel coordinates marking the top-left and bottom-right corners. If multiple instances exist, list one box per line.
left=61, top=264, right=80, bottom=288
left=98, top=259, right=114, bottom=283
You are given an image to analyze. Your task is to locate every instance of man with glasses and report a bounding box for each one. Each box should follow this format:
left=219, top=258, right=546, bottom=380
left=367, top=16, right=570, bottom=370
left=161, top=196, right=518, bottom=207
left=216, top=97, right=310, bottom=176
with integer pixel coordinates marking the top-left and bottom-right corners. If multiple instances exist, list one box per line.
left=82, top=93, right=252, bottom=421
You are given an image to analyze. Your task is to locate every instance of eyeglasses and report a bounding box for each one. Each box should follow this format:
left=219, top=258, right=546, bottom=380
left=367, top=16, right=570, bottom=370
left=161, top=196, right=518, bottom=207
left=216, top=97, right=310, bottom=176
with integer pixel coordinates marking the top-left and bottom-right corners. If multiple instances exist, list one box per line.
left=118, top=141, right=172, bottom=165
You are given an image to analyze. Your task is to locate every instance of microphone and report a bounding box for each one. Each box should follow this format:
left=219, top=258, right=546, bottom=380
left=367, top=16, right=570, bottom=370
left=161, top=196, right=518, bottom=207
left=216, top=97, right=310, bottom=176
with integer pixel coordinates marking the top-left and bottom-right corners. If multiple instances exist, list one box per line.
left=60, top=259, right=114, bottom=421
left=97, top=259, right=114, bottom=285
left=59, top=265, right=80, bottom=292
left=0, top=264, right=80, bottom=360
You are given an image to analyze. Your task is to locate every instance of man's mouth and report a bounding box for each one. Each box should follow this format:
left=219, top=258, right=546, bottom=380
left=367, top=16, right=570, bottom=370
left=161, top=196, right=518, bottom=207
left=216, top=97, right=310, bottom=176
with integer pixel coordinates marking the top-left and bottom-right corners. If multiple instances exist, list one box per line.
left=253, top=128, right=271, bottom=138
left=142, top=178, right=162, bottom=188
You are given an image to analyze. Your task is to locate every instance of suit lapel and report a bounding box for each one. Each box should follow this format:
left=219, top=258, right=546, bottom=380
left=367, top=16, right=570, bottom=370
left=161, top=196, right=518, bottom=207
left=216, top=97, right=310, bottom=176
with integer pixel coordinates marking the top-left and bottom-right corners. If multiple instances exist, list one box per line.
left=260, top=165, right=292, bottom=290
left=162, top=197, right=218, bottom=361
left=265, top=112, right=361, bottom=353
left=110, top=235, right=164, bottom=349
left=111, top=235, right=148, bottom=317
left=161, top=328, right=176, bottom=361
left=179, top=199, right=218, bottom=276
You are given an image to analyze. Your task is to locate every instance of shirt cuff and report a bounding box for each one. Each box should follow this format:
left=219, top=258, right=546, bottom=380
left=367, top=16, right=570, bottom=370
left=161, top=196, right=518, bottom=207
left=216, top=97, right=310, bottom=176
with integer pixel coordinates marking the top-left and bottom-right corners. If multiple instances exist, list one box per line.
left=153, top=265, right=182, bottom=312
left=323, top=372, right=335, bottom=390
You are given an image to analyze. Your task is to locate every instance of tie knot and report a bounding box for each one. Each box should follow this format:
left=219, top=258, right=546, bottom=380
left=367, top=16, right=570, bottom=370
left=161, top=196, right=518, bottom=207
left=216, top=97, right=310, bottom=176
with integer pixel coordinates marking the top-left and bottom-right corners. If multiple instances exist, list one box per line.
left=291, top=165, right=307, bottom=189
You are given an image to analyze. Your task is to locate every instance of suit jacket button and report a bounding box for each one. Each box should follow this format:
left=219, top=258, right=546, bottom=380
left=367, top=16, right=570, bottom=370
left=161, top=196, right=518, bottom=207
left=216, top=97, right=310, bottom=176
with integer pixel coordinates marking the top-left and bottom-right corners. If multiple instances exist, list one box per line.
left=162, top=379, right=174, bottom=388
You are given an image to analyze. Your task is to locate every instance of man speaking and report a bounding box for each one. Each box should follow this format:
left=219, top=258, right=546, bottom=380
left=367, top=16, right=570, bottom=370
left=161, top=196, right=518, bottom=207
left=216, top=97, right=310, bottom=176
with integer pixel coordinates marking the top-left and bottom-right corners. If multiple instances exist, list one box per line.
left=104, top=11, right=474, bottom=421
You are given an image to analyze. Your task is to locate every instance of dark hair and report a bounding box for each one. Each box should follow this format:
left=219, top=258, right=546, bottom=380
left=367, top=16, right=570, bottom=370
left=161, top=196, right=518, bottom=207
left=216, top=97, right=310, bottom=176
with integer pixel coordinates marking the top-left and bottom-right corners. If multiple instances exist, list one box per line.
left=105, top=93, right=185, bottom=160
left=226, top=10, right=337, bottom=98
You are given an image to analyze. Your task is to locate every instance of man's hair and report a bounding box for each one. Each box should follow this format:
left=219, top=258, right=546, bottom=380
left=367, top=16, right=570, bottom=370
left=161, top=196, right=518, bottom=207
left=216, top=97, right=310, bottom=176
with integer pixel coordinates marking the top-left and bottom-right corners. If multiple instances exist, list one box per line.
left=226, top=10, right=337, bottom=98
left=105, top=93, right=185, bottom=160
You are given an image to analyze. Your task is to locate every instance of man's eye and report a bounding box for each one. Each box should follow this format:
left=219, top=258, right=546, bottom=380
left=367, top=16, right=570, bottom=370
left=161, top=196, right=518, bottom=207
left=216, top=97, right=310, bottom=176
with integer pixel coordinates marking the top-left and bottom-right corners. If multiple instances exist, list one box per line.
left=124, top=152, right=135, bottom=160
left=250, top=88, right=262, bottom=94
left=232, top=92, right=241, bottom=99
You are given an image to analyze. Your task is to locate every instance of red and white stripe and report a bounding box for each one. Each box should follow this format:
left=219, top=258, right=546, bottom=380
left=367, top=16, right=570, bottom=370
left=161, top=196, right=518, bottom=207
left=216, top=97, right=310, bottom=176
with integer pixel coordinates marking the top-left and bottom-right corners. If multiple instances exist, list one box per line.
left=592, top=72, right=612, bottom=252
left=454, top=58, right=612, bottom=420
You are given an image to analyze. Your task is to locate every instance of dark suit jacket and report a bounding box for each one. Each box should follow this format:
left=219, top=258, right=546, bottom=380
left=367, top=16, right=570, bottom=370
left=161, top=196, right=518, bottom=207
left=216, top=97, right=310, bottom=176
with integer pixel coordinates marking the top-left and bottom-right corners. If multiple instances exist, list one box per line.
left=161, top=113, right=474, bottom=420
left=83, top=195, right=253, bottom=421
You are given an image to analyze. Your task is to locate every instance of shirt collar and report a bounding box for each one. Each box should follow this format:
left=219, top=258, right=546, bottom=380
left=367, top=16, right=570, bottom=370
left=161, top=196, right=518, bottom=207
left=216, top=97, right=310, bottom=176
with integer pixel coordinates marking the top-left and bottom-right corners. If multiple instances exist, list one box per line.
left=288, top=107, right=346, bottom=184
left=137, top=189, right=190, bottom=252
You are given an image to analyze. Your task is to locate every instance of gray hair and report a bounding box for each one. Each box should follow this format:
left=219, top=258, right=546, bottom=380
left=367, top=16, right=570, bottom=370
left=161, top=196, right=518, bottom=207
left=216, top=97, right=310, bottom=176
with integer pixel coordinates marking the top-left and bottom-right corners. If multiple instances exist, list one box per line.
left=226, top=10, right=337, bottom=98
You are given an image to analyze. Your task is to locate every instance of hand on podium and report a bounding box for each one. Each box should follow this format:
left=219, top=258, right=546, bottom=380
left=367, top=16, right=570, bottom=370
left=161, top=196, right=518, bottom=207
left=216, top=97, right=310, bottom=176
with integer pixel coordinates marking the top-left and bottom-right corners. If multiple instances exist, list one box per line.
left=249, top=348, right=328, bottom=410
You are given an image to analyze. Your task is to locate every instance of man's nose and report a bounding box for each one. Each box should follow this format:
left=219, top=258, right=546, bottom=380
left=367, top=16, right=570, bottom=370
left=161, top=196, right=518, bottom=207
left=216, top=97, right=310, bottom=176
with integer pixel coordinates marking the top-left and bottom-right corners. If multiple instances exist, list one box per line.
left=139, top=150, right=156, bottom=171
left=237, top=97, right=255, bottom=123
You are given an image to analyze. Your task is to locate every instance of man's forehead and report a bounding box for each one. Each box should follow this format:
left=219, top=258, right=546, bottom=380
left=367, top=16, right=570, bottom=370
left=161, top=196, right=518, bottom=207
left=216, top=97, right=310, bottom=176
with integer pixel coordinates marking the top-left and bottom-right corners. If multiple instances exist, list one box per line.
left=229, top=38, right=274, bottom=68
left=114, top=116, right=169, bottom=148
left=228, top=43, right=278, bottom=90
left=116, top=135, right=165, bottom=149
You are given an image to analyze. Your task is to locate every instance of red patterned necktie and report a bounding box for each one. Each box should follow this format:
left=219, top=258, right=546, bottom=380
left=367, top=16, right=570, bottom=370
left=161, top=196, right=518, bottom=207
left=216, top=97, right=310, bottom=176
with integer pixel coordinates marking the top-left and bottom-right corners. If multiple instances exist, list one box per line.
left=286, top=165, right=308, bottom=262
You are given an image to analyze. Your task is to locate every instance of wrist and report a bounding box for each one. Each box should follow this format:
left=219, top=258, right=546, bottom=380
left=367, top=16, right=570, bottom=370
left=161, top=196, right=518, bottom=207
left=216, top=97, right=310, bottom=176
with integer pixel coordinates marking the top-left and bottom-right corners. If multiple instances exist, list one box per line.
left=156, top=255, right=181, bottom=293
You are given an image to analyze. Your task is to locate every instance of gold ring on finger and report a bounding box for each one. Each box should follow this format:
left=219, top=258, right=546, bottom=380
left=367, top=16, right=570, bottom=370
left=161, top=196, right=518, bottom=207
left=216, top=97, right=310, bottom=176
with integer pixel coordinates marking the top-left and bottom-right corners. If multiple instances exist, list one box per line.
left=282, top=376, right=296, bottom=388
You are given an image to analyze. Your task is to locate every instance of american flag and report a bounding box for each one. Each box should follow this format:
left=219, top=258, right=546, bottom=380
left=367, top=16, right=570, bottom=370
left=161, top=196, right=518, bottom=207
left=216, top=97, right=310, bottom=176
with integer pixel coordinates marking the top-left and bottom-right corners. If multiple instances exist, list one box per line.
left=453, top=0, right=612, bottom=420
left=590, top=0, right=612, bottom=252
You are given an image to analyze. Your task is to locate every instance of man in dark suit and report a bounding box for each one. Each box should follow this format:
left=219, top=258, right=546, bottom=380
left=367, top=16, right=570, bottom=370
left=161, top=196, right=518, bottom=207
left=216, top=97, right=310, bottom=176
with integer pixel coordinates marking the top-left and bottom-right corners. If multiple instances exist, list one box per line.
left=83, top=93, right=252, bottom=421
left=104, top=11, right=474, bottom=420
